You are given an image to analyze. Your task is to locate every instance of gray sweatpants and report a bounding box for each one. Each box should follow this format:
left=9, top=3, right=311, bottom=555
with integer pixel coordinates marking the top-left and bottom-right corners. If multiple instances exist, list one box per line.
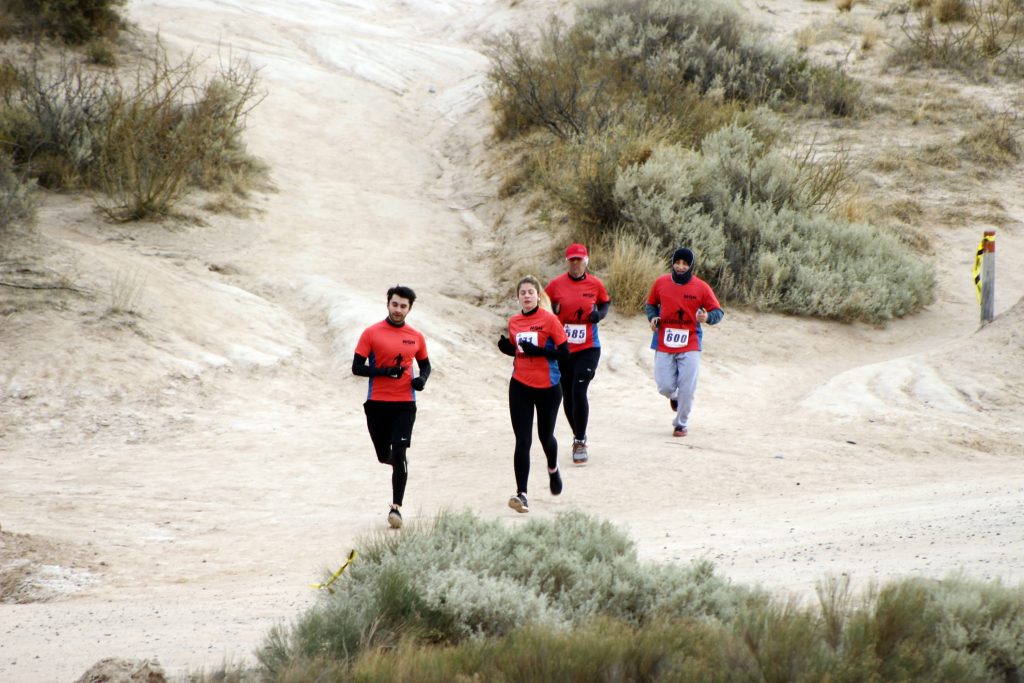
left=654, top=350, right=701, bottom=429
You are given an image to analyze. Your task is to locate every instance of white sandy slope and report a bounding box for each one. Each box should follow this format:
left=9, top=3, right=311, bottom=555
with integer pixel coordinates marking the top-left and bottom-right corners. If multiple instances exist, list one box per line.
left=1, top=0, right=1022, bottom=680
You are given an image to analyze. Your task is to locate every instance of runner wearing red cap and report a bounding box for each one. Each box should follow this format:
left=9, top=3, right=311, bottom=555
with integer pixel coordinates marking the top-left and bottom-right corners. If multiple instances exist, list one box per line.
left=497, top=275, right=570, bottom=513
left=545, top=243, right=610, bottom=464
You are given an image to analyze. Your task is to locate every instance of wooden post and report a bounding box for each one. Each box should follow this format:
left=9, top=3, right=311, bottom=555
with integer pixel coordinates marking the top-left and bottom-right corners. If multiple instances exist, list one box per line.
left=981, top=230, right=995, bottom=324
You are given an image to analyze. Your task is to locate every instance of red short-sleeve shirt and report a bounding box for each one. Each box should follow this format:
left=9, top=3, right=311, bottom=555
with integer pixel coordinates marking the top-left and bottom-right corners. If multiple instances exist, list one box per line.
left=507, top=308, right=568, bottom=388
left=355, top=319, right=428, bottom=401
left=545, top=272, right=610, bottom=352
left=646, top=274, right=720, bottom=354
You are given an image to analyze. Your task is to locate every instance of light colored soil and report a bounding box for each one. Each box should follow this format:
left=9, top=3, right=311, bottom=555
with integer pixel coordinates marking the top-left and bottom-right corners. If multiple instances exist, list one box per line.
left=1, top=0, right=1022, bottom=680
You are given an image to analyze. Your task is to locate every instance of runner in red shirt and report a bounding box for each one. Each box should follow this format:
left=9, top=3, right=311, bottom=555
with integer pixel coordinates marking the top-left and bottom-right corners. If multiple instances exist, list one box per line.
left=496, top=275, right=569, bottom=513
left=545, top=243, right=610, bottom=465
left=352, top=285, right=431, bottom=528
left=645, top=248, right=724, bottom=437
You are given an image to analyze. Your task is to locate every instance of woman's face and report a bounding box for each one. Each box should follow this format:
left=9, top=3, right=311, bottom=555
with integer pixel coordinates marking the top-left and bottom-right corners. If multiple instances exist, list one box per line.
left=517, top=282, right=539, bottom=311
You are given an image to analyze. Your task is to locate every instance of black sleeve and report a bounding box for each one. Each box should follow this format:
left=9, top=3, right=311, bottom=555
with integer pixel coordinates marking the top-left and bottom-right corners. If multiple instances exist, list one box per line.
left=415, top=357, right=431, bottom=382
left=594, top=301, right=610, bottom=321
left=352, top=353, right=379, bottom=377
left=553, top=341, right=570, bottom=364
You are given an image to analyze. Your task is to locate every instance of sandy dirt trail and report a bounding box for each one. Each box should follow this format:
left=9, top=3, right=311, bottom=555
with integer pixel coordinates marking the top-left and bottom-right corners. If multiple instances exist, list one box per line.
left=1, top=0, right=1022, bottom=681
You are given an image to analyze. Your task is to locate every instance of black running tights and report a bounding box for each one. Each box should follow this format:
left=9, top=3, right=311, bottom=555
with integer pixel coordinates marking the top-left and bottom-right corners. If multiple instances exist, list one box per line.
left=508, top=378, right=562, bottom=495
left=558, top=347, right=600, bottom=441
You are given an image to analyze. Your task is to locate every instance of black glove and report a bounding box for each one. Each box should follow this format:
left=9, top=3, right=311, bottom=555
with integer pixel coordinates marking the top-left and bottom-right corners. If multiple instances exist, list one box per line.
left=497, top=335, right=516, bottom=356
left=518, top=340, right=545, bottom=357
left=588, top=311, right=600, bottom=323
left=411, top=376, right=426, bottom=391
left=383, top=364, right=405, bottom=378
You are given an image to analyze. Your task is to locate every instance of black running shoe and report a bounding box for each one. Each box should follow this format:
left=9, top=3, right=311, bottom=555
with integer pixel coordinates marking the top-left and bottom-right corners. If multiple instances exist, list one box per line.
left=549, top=468, right=563, bottom=495
left=508, top=493, right=529, bottom=513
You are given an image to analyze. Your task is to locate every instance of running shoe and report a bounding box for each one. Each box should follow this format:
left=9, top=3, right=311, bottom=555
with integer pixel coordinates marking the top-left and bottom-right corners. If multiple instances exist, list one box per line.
left=672, top=426, right=687, bottom=437
left=572, top=439, right=588, bottom=465
left=549, top=467, right=563, bottom=495
left=508, top=493, right=529, bottom=513
left=388, top=507, right=402, bottom=529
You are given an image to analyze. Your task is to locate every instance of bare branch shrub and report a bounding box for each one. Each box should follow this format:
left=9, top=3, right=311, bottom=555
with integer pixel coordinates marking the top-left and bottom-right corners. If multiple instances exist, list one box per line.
left=893, top=0, right=1024, bottom=71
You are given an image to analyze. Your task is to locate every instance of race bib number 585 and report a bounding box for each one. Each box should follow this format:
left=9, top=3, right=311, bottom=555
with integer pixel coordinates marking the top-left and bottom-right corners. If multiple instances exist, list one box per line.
left=662, top=327, right=689, bottom=348
left=564, top=324, right=587, bottom=344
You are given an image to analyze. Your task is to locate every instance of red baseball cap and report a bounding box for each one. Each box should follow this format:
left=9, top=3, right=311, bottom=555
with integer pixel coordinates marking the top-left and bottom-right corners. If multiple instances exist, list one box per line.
left=565, top=243, right=588, bottom=259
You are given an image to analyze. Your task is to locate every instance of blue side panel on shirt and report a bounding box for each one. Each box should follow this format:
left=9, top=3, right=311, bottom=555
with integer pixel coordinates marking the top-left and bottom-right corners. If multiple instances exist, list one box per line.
left=545, top=339, right=561, bottom=386
left=366, top=351, right=375, bottom=400
left=592, top=323, right=601, bottom=348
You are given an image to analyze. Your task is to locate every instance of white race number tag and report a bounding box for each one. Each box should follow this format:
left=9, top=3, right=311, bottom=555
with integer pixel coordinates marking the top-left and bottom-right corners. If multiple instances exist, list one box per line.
left=564, top=324, right=587, bottom=345
left=662, top=327, right=689, bottom=348
left=516, top=331, right=539, bottom=352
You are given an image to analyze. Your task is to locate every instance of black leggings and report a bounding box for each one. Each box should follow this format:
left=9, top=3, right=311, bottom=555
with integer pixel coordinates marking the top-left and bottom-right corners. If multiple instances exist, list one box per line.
left=508, top=378, right=562, bottom=494
left=558, top=347, right=600, bottom=441
left=363, top=401, right=416, bottom=506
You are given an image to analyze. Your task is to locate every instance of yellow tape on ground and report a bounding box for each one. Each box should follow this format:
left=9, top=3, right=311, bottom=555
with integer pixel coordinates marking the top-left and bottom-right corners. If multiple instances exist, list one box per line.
left=973, top=233, right=995, bottom=304
left=311, top=549, right=358, bottom=593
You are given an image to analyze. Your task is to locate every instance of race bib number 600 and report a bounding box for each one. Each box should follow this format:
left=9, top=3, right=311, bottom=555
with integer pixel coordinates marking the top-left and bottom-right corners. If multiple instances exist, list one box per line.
left=564, top=324, right=587, bottom=344
left=662, top=327, right=689, bottom=349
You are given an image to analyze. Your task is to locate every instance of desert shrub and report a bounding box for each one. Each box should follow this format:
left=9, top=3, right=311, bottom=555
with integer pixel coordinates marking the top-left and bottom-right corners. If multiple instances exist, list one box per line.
left=256, top=515, right=1024, bottom=683
left=0, top=152, right=36, bottom=234
left=3, top=0, right=126, bottom=45
left=257, top=510, right=757, bottom=677
left=0, top=49, right=265, bottom=219
left=0, top=56, right=111, bottom=188
left=613, top=124, right=936, bottom=322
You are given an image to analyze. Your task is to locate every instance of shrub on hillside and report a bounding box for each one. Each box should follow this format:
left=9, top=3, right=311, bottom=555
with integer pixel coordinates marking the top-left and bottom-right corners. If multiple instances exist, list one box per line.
left=257, top=510, right=757, bottom=677
left=0, top=49, right=265, bottom=220
left=3, top=0, right=126, bottom=45
left=613, top=125, right=936, bottom=322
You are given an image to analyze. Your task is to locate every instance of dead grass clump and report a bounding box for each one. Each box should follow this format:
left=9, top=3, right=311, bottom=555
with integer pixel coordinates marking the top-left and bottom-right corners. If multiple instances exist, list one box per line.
left=960, top=112, right=1021, bottom=165
left=602, top=232, right=665, bottom=315
left=0, top=152, right=35, bottom=235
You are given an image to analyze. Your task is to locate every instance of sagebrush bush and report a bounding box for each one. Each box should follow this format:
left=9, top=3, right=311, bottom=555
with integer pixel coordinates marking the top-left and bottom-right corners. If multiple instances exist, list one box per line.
left=613, top=124, right=936, bottom=322
left=256, top=512, right=1024, bottom=682
left=258, top=509, right=757, bottom=677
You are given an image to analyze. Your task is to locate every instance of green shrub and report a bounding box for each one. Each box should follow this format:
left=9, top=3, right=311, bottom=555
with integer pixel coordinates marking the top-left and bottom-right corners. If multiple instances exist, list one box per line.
left=255, top=514, right=1024, bottom=683
left=258, top=510, right=757, bottom=677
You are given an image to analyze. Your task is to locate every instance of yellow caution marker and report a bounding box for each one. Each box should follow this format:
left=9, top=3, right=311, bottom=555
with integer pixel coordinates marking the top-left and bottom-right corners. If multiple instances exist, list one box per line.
left=973, top=232, right=995, bottom=303
left=311, top=549, right=358, bottom=593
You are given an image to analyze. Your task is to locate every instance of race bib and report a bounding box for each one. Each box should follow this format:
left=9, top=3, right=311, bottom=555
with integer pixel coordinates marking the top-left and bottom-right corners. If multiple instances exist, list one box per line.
left=515, top=331, right=539, bottom=352
left=564, top=324, right=587, bottom=345
left=662, top=327, right=689, bottom=349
